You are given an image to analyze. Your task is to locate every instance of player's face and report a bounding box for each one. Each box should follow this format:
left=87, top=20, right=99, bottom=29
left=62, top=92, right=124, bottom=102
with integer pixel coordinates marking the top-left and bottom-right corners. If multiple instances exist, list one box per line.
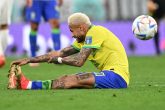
left=69, top=25, right=87, bottom=43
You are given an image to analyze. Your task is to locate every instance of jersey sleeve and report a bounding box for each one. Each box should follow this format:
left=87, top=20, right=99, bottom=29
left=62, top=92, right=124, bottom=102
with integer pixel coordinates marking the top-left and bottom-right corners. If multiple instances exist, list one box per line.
left=82, top=29, right=104, bottom=49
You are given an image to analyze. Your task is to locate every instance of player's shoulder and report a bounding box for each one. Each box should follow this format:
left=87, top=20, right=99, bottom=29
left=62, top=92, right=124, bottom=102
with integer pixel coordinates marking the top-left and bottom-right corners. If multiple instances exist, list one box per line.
left=90, top=25, right=105, bottom=30
left=87, top=25, right=106, bottom=34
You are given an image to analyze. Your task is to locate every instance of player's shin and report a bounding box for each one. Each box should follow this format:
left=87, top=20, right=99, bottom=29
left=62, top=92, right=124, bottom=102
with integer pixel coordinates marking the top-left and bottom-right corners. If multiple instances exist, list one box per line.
left=51, top=28, right=61, bottom=51
left=0, top=29, right=9, bottom=52
left=29, top=80, right=52, bottom=90
left=29, top=30, right=37, bottom=57
left=19, top=77, right=52, bottom=90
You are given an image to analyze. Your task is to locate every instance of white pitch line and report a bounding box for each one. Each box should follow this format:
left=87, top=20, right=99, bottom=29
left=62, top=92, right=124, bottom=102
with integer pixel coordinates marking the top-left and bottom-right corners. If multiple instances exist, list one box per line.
left=133, top=84, right=165, bottom=87
left=133, top=82, right=165, bottom=84
left=131, top=81, right=165, bottom=87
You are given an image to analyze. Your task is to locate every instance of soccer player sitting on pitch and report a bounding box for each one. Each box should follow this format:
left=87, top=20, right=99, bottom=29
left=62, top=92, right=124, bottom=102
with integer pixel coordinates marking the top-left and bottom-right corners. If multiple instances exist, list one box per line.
left=8, top=13, right=130, bottom=90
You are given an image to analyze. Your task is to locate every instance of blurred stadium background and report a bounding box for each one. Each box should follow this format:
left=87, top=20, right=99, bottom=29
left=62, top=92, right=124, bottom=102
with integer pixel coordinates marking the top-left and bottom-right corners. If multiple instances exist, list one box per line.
left=7, top=0, right=165, bottom=57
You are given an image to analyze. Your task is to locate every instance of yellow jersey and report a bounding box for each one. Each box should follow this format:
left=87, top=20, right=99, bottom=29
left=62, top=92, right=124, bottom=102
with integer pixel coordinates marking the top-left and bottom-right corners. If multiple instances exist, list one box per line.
left=72, top=25, right=130, bottom=85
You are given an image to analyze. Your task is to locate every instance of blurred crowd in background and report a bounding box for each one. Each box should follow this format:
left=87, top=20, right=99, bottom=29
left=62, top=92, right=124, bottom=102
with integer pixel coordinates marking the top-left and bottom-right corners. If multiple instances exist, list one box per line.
left=2, top=0, right=165, bottom=58
left=12, top=0, right=149, bottom=22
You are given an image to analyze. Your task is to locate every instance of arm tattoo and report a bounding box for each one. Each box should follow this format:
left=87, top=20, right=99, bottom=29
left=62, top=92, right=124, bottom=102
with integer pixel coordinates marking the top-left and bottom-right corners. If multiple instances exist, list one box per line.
left=62, top=48, right=92, bottom=67
left=29, top=54, right=50, bottom=63
left=59, top=46, right=79, bottom=57
left=28, top=46, right=78, bottom=63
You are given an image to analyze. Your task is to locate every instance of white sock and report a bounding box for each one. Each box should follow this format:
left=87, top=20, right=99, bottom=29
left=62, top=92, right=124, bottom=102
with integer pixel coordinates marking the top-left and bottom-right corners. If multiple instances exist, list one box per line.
left=27, top=81, right=32, bottom=89
left=0, top=29, right=9, bottom=55
left=0, top=46, right=3, bottom=55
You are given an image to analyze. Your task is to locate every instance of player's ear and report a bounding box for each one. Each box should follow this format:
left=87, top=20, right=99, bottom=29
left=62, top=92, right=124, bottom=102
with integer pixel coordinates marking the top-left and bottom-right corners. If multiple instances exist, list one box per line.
left=79, top=24, right=86, bottom=31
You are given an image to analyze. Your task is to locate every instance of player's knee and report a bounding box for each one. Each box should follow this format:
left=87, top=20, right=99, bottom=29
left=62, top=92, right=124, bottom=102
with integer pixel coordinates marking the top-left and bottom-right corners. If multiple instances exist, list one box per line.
left=31, top=22, right=39, bottom=31
left=64, top=74, right=95, bottom=88
left=63, top=75, right=80, bottom=89
left=52, top=74, right=92, bottom=89
left=51, top=75, right=78, bottom=89
left=49, top=19, right=59, bottom=28
left=58, top=75, right=80, bottom=89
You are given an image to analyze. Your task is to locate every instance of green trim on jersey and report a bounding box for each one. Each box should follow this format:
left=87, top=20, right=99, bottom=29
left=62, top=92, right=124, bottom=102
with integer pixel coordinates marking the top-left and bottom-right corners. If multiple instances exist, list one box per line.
left=72, top=45, right=81, bottom=51
left=82, top=45, right=100, bottom=49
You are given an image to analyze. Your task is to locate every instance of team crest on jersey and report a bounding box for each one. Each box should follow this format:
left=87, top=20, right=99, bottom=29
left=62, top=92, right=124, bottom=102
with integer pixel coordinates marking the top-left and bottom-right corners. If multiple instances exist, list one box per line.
left=85, top=36, right=92, bottom=44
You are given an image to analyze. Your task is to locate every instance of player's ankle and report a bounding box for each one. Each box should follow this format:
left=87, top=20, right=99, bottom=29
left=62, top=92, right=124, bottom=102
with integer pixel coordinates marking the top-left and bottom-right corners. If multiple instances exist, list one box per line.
left=17, top=74, right=30, bottom=90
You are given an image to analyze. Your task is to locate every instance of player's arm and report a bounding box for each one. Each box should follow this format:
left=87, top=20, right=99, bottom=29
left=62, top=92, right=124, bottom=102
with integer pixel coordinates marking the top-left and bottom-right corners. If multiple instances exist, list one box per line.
left=59, top=46, right=79, bottom=57
left=11, top=46, right=79, bottom=66
left=62, top=48, right=92, bottom=67
left=46, top=46, right=79, bottom=58
left=50, top=48, right=92, bottom=67
left=28, top=46, right=79, bottom=63
left=11, top=53, right=52, bottom=66
left=45, top=45, right=80, bottom=62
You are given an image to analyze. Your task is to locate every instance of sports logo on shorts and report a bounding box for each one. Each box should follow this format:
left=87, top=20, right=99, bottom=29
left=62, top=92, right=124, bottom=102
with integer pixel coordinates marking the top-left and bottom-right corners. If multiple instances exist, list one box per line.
left=94, top=72, right=105, bottom=76
left=30, top=11, right=36, bottom=20
left=85, top=36, right=92, bottom=44
left=55, top=6, right=59, bottom=12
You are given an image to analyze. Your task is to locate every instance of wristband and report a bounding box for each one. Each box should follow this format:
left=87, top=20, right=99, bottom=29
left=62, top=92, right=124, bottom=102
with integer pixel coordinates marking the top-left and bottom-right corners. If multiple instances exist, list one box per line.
left=57, top=57, right=63, bottom=63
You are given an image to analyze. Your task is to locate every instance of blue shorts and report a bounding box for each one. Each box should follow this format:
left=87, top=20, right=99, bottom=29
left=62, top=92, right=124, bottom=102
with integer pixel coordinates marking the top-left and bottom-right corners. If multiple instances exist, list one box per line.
left=93, top=70, right=127, bottom=89
left=26, top=0, right=60, bottom=23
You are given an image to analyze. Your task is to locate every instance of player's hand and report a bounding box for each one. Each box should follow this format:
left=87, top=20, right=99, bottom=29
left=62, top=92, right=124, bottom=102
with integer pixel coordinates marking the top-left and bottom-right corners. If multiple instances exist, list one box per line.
left=47, top=51, right=60, bottom=63
left=47, top=56, right=58, bottom=64
left=11, top=58, right=30, bottom=66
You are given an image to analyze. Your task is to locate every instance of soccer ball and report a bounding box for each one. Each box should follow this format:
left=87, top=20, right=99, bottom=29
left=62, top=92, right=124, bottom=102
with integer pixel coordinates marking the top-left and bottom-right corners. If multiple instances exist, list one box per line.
left=132, top=15, right=158, bottom=40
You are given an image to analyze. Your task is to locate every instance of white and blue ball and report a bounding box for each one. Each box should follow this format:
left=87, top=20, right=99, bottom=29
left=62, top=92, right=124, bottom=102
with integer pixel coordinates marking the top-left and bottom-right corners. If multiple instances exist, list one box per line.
left=132, top=15, right=158, bottom=40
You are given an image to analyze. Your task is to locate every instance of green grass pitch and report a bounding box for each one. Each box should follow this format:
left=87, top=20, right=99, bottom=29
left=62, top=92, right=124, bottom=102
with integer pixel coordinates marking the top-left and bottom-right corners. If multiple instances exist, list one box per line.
left=0, top=56, right=165, bottom=110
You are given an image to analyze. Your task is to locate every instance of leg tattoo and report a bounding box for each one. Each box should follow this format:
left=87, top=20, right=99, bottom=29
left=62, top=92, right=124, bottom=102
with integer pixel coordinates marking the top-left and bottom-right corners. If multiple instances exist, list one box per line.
left=52, top=79, right=65, bottom=89
left=51, top=73, right=95, bottom=89
left=76, top=73, right=91, bottom=81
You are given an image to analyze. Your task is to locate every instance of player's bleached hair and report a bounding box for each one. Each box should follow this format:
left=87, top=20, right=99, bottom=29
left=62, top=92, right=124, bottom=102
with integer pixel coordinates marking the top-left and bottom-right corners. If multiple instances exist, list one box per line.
left=68, top=12, right=91, bottom=26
